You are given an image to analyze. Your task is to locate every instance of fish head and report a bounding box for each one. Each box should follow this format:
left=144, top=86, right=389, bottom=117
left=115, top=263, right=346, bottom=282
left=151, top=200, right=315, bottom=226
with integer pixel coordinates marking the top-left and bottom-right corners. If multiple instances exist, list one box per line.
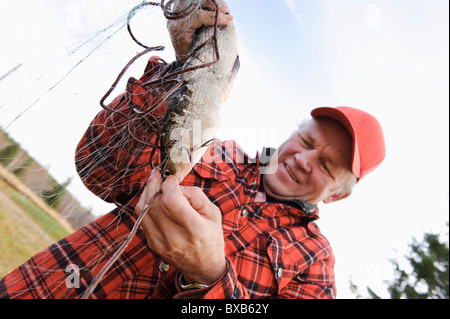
left=162, top=145, right=193, bottom=182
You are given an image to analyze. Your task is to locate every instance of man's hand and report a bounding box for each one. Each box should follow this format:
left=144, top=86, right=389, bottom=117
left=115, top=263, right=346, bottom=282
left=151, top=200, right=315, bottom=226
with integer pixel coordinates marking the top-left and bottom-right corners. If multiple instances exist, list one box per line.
left=167, top=0, right=233, bottom=64
left=136, top=169, right=227, bottom=285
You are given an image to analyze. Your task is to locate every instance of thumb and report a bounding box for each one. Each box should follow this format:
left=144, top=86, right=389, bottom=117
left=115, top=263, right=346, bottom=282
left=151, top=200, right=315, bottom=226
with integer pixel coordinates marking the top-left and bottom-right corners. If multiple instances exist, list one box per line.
left=136, top=168, right=162, bottom=215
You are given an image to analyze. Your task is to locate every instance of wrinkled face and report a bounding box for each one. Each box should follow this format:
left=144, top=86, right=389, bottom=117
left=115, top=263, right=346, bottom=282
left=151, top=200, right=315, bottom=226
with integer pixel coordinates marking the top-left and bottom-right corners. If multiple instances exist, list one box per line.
left=263, top=118, right=354, bottom=205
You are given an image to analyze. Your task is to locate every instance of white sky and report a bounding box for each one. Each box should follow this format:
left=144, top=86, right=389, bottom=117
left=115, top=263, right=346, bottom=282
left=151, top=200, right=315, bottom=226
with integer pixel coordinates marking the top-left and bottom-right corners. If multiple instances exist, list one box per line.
left=0, top=0, right=448, bottom=298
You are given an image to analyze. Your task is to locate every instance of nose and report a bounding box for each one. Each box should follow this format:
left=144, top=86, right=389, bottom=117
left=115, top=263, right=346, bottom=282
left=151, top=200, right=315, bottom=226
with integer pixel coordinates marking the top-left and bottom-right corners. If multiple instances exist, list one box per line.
left=294, top=149, right=317, bottom=173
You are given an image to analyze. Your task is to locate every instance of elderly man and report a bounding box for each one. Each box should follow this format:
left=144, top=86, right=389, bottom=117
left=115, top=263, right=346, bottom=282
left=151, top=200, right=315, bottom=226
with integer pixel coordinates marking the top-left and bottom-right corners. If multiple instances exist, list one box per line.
left=0, top=1, right=385, bottom=299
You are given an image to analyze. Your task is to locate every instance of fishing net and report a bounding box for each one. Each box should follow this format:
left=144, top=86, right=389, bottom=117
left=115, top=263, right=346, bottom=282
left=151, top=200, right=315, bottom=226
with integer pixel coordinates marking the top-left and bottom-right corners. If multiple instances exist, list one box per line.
left=0, top=0, right=230, bottom=298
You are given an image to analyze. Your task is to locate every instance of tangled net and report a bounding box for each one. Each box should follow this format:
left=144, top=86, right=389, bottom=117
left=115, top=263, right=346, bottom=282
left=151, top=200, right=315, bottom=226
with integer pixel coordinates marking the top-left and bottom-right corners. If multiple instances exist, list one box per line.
left=80, top=0, right=224, bottom=299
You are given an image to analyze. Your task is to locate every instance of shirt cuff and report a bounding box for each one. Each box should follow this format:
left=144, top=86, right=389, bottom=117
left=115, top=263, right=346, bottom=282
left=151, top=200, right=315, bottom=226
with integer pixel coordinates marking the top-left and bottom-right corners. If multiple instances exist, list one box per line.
left=173, top=258, right=231, bottom=299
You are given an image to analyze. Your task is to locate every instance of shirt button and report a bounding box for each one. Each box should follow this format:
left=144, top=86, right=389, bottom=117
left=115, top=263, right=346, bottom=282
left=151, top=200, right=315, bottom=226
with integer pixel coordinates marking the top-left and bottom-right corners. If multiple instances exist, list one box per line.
left=159, top=262, right=170, bottom=273
left=277, top=267, right=283, bottom=278
left=241, top=209, right=249, bottom=218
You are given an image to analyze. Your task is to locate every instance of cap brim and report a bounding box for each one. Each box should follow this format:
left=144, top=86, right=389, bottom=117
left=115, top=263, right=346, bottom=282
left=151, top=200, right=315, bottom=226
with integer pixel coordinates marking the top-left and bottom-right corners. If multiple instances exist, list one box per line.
left=311, top=107, right=361, bottom=179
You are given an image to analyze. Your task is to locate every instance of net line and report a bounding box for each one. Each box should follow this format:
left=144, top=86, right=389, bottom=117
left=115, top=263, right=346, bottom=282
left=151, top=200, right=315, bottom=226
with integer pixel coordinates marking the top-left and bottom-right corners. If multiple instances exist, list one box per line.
left=0, top=3, right=137, bottom=133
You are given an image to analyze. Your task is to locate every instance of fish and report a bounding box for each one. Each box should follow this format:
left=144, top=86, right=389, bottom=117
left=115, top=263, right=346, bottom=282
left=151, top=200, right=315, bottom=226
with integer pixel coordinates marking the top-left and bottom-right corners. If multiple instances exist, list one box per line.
left=159, top=1, right=240, bottom=182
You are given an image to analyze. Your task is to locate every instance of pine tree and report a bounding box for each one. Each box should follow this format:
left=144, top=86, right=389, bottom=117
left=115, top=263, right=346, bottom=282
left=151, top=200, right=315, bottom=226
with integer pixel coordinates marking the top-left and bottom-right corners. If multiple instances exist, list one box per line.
left=353, top=224, right=449, bottom=299
left=386, top=229, right=449, bottom=299
left=42, top=178, right=72, bottom=209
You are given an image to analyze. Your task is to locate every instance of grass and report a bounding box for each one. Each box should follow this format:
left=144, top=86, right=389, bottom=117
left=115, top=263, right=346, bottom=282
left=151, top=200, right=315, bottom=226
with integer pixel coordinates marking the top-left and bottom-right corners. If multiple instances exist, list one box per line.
left=0, top=179, right=70, bottom=278
left=4, top=186, right=70, bottom=241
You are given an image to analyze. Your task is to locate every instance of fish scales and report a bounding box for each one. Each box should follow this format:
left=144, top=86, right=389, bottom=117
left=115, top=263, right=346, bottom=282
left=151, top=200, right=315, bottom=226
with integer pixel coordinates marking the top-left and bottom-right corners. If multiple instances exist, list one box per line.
left=161, top=4, right=239, bottom=181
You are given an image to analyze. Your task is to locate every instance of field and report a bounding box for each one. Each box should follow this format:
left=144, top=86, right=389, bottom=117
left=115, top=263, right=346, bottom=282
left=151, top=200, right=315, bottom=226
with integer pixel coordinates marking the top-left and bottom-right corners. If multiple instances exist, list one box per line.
left=0, top=178, right=71, bottom=278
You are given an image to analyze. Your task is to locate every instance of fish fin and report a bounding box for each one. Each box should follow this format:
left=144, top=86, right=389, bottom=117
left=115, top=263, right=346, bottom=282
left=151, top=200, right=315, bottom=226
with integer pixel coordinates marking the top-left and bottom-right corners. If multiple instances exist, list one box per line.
left=191, top=139, right=213, bottom=153
left=200, top=139, right=214, bottom=148
left=229, top=55, right=240, bottom=83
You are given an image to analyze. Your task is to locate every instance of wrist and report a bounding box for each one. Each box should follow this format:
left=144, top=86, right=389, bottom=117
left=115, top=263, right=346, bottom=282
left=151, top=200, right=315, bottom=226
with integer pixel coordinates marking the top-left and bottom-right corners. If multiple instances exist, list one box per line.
left=182, top=258, right=228, bottom=286
left=178, top=259, right=229, bottom=292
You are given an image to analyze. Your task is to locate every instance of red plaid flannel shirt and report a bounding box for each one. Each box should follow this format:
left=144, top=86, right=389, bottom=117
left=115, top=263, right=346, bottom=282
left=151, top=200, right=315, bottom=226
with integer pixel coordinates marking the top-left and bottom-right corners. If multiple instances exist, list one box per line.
left=0, top=57, right=336, bottom=299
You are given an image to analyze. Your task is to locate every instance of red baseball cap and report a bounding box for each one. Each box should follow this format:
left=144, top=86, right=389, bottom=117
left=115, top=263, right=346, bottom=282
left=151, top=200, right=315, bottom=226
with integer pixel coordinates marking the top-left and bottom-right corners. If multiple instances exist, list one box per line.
left=311, top=106, right=386, bottom=181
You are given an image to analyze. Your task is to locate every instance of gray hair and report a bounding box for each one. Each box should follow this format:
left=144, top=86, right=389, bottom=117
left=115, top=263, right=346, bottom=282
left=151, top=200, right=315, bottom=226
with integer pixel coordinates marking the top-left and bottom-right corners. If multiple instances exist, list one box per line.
left=334, top=173, right=357, bottom=196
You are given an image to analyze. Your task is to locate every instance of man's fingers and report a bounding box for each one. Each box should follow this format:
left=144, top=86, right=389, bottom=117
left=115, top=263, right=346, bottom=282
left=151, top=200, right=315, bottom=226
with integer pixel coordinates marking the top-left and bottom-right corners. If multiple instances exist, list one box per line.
left=138, top=173, right=183, bottom=250
left=140, top=175, right=220, bottom=240
left=136, top=169, right=162, bottom=216
left=195, top=9, right=233, bottom=29
left=202, top=0, right=229, bottom=14
left=181, top=187, right=221, bottom=222
left=167, top=10, right=232, bottom=42
left=159, top=176, right=221, bottom=224
left=159, top=176, right=197, bottom=224
left=167, top=0, right=233, bottom=64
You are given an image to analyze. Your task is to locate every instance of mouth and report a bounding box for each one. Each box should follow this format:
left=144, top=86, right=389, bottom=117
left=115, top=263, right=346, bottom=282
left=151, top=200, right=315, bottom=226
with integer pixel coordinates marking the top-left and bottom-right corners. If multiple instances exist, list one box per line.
left=284, top=163, right=300, bottom=184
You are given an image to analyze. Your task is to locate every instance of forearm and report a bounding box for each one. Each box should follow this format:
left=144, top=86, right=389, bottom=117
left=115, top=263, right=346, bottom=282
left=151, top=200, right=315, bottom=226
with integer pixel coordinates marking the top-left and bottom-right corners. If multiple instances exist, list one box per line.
left=75, top=57, right=175, bottom=205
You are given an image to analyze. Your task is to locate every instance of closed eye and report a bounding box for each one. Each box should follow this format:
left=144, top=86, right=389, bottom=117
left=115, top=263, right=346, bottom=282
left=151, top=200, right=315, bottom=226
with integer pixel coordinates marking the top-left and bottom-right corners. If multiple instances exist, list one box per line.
left=300, top=136, right=313, bottom=149
left=321, top=161, right=331, bottom=174
left=299, top=134, right=335, bottom=178
left=321, top=160, right=334, bottom=179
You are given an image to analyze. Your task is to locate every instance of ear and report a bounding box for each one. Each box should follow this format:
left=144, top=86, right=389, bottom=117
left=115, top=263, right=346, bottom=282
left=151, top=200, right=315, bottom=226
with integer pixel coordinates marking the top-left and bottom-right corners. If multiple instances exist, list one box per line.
left=323, top=191, right=351, bottom=204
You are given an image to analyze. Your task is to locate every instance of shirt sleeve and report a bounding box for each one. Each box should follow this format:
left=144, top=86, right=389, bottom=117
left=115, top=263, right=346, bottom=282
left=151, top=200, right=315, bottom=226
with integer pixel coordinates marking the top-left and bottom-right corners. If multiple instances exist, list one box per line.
left=0, top=209, right=146, bottom=299
left=173, top=257, right=250, bottom=299
left=75, top=57, right=178, bottom=206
